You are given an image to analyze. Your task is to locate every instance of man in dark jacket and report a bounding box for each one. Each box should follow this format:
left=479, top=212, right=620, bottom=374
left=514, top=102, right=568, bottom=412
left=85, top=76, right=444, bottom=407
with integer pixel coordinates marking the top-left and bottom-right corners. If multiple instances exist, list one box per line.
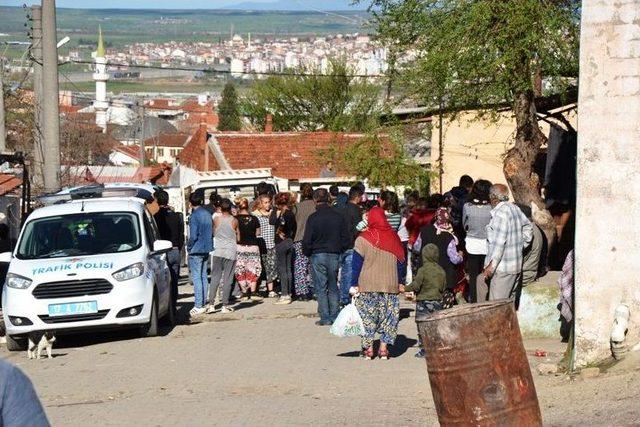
left=446, top=174, right=474, bottom=239
left=303, top=188, right=350, bottom=325
left=335, top=186, right=363, bottom=305
left=154, top=189, right=184, bottom=312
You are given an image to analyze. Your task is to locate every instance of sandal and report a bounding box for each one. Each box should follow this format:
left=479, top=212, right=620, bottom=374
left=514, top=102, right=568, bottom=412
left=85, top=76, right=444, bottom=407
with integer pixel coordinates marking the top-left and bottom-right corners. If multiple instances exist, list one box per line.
left=363, top=347, right=375, bottom=360
left=378, top=347, right=389, bottom=360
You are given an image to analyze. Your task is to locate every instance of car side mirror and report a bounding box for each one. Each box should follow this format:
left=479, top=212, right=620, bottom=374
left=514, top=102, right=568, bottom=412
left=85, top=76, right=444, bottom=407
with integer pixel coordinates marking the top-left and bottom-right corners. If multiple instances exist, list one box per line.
left=0, top=252, right=13, bottom=263
left=152, top=240, right=173, bottom=253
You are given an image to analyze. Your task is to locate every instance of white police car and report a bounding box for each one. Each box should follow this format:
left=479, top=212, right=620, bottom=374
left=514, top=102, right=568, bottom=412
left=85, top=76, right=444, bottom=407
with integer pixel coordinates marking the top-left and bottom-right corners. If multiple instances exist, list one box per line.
left=1, top=185, right=174, bottom=351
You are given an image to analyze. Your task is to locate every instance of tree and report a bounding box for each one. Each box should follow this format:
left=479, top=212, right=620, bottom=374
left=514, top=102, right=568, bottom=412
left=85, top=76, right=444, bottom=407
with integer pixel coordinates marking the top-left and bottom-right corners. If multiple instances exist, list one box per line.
left=4, top=89, right=115, bottom=193
left=363, top=0, right=580, bottom=230
left=218, top=81, right=242, bottom=131
left=242, top=59, right=381, bottom=132
left=324, top=128, right=430, bottom=189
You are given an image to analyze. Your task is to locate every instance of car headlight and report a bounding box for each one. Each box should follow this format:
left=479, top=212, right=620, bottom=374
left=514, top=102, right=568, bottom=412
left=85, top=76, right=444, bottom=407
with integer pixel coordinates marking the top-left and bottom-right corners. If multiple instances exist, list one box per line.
left=112, top=263, right=145, bottom=282
left=6, top=273, right=33, bottom=290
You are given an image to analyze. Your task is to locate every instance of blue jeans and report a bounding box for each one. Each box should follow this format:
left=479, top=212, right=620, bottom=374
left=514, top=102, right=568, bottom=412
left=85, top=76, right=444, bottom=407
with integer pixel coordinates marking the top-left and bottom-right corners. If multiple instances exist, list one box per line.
left=188, top=254, right=209, bottom=309
left=339, top=249, right=354, bottom=305
left=310, top=253, right=340, bottom=323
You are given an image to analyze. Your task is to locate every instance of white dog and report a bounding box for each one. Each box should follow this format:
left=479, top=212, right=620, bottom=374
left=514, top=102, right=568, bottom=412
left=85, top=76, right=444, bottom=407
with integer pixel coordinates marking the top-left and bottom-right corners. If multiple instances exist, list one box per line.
left=27, top=332, right=56, bottom=360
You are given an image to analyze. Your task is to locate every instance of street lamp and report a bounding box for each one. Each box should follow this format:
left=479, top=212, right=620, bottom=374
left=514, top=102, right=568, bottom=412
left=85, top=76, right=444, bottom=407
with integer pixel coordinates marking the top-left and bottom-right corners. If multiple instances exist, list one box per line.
left=56, top=36, right=70, bottom=49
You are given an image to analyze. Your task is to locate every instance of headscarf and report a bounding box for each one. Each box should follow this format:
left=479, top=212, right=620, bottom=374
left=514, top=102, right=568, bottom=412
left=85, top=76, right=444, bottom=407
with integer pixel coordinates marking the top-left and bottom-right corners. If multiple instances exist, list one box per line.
left=434, top=207, right=454, bottom=235
left=360, top=207, right=406, bottom=262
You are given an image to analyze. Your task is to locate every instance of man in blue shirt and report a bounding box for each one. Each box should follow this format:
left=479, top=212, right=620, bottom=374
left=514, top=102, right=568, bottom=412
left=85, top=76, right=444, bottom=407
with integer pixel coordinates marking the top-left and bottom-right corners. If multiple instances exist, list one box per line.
left=0, top=359, right=49, bottom=426
left=187, top=192, right=213, bottom=316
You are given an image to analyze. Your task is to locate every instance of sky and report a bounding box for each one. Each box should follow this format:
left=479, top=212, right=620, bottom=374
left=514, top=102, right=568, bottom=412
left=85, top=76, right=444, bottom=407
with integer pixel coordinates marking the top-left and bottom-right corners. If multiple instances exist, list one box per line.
left=0, top=0, right=365, bottom=10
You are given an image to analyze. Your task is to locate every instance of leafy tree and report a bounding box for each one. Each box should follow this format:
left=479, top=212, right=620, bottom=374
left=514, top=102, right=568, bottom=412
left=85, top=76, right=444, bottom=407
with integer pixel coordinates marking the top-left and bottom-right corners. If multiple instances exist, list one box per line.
left=326, top=128, right=430, bottom=189
left=4, top=89, right=115, bottom=193
left=242, top=59, right=381, bottom=132
left=363, top=0, right=580, bottom=225
left=218, top=81, right=242, bottom=131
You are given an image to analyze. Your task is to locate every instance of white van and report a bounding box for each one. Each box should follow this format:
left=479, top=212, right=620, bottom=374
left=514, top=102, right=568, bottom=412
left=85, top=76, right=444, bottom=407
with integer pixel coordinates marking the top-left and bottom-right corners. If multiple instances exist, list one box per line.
left=1, top=186, right=174, bottom=351
left=191, top=168, right=283, bottom=202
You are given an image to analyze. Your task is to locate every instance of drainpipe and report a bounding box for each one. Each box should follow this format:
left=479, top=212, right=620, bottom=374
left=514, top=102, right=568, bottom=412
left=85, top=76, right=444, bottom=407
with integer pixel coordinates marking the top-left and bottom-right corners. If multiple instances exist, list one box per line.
left=610, top=304, right=630, bottom=360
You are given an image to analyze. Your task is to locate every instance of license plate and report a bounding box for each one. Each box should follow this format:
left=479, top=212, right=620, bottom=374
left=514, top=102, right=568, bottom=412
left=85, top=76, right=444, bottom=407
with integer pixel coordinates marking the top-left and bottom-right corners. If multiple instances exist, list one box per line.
left=48, top=301, right=98, bottom=317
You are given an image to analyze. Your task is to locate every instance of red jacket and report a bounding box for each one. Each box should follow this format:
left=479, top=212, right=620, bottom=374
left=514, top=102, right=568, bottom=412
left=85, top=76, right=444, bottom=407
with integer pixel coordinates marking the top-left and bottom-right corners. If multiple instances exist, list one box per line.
left=406, top=208, right=436, bottom=245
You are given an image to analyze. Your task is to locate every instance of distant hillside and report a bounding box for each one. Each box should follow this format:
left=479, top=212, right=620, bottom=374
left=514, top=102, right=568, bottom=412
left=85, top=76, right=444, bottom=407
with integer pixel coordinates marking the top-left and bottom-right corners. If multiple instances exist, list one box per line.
left=227, top=0, right=367, bottom=11
left=0, top=6, right=371, bottom=47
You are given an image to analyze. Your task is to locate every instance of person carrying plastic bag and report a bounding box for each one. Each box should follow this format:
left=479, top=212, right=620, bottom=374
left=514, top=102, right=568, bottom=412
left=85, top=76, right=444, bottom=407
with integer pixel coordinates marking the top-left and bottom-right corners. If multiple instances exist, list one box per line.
left=330, top=296, right=364, bottom=337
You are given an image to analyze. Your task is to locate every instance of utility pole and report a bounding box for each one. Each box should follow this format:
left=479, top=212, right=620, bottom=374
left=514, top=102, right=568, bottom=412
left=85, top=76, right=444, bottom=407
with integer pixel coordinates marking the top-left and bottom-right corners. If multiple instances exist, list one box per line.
left=31, top=5, right=44, bottom=190
left=0, top=58, right=6, bottom=152
left=41, top=0, right=60, bottom=193
left=137, top=103, right=145, bottom=166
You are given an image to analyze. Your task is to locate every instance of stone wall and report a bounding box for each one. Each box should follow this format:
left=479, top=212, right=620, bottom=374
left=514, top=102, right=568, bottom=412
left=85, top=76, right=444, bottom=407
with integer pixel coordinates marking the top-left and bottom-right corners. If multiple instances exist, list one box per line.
left=575, top=0, right=640, bottom=367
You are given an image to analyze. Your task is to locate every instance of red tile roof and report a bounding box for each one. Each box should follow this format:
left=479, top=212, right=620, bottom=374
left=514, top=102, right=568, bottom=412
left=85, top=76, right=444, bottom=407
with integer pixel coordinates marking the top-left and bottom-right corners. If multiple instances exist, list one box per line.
left=142, top=132, right=190, bottom=148
left=181, top=98, right=215, bottom=114
left=176, top=124, right=220, bottom=171
left=145, top=98, right=181, bottom=110
left=59, top=104, right=83, bottom=114
left=132, top=163, right=172, bottom=185
left=63, top=164, right=170, bottom=186
left=63, top=166, right=139, bottom=187
left=0, top=173, right=22, bottom=196
left=213, top=132, right=362, bottom=179
left=175, top=109, right=219, bottom=133
left=113, top=143, right=145, bottom=162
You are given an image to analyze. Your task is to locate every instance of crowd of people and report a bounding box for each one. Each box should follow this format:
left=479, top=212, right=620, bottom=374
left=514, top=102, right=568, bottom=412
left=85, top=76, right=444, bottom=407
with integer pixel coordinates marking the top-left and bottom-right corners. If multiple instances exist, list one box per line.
left=161, top=175, right=545, bottom=360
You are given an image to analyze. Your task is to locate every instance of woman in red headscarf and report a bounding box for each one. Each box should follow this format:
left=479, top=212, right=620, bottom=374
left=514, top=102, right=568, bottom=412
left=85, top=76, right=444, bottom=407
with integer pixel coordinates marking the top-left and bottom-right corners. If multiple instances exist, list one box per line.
left=350, top=207, right=406, bottom=360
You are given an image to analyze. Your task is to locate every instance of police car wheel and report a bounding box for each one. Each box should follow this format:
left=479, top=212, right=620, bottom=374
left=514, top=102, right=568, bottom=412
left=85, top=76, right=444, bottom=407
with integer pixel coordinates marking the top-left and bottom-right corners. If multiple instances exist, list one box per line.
left=140, top=294, right=158, bottom=338
left=6, top=334, right=27, bottom=352
left=160, top=298, right=175, bottom=327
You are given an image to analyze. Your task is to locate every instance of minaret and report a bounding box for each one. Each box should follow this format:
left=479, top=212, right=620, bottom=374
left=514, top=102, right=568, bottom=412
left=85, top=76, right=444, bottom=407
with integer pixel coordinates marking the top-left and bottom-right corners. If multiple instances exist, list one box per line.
left=93, top=26, right=109, bottom=132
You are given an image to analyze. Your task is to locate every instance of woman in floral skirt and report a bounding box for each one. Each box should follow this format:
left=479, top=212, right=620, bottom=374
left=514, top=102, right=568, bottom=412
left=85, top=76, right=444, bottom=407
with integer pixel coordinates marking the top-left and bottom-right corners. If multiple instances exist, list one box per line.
left=351, top=207, right=406, bottom=360
left=292, top=183, right=316, bottom=299
left=234, top=198, right=263, bottom=301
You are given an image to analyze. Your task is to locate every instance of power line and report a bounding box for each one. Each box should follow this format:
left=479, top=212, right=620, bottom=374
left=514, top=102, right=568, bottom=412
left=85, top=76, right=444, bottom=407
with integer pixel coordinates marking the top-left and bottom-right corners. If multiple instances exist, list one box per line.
left=63, top=59, right=387, bottom=79
left=58, top=70, right=219, bottom=113
left=61, top=92, right=219, bottom=113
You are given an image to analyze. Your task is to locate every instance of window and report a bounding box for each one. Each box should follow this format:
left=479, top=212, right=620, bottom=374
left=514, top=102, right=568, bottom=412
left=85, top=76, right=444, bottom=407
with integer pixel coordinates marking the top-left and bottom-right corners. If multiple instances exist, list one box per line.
left=157, top=148, right=165, bottom=157
left=143, top=210, right=158, bottom=248
left=16, top=212, right=142, bottom=259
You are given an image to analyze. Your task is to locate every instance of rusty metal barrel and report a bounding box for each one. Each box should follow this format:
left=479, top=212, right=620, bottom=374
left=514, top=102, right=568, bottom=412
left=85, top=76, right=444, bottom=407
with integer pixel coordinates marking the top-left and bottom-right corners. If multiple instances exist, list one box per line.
left=417, top=300, right=542, bottom=426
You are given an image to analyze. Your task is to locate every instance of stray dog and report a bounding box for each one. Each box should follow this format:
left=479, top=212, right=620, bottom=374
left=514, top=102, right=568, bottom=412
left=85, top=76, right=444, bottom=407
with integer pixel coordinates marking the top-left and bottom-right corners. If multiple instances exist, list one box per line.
left=27, top=332, right=56, bottom=360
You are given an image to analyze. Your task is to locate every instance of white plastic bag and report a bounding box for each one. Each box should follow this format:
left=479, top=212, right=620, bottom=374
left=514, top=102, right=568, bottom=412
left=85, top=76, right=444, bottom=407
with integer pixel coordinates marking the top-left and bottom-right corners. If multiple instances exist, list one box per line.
left=330, top=300, right=364, bottom=337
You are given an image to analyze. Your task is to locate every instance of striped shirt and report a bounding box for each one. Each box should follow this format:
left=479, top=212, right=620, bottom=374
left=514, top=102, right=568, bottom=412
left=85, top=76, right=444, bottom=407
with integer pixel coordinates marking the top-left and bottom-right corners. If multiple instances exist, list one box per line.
left=484, top=202, right=533, bottom=274
left=386, top=212, right=403, bottom=231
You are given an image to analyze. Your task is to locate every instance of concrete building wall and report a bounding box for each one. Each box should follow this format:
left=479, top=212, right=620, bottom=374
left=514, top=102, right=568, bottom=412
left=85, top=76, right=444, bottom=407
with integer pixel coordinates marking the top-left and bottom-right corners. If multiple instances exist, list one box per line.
left=430, top=110, right=576, bottom=194
left=430, top=111, right=516, bottom=193
left=574, top=0, right=640, bottom=367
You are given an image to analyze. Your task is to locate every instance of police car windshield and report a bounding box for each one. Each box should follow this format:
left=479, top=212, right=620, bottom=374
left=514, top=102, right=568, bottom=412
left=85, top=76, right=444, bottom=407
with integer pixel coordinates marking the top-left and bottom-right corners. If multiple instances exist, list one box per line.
left=16, top=212, right=142, bottom=260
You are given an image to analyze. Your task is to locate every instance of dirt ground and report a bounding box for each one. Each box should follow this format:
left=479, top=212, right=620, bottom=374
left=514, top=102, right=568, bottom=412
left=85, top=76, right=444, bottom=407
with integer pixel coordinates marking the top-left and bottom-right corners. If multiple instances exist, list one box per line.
left=2, top=283, right=639, bottom=427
